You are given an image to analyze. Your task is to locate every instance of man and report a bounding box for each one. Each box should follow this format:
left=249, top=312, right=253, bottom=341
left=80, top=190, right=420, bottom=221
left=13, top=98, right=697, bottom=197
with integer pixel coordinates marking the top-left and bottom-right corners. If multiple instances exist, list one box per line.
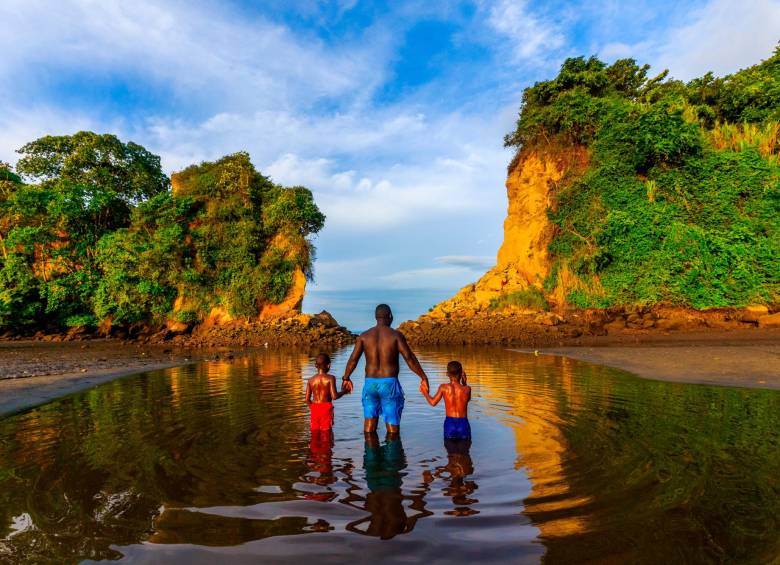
left=342, top=304, right=430, bottom=434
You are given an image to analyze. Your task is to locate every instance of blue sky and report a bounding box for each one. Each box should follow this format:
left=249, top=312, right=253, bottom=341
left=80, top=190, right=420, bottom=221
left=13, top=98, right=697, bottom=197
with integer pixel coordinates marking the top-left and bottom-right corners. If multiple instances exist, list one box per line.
left=1, top=0, right=778, bottom=325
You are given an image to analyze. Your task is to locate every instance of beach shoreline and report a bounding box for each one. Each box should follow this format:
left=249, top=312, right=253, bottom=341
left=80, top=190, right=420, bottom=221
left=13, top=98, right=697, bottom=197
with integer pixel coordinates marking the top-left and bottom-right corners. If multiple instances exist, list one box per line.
left=0, top=341, right=218, bottom=417
left=520, top=330, right=780, bottom=390
left=2, top=330, right=780, bottom=418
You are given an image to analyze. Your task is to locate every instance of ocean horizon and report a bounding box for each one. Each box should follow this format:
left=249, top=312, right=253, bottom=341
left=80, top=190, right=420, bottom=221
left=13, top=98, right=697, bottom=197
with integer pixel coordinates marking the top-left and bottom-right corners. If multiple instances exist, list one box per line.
left=302, top=287, right=459, bottom=332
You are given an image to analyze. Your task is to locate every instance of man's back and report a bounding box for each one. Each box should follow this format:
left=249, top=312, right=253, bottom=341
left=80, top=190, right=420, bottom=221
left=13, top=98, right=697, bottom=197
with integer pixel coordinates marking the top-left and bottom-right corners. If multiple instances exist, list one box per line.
left=360, top=325, right=401, bottom=378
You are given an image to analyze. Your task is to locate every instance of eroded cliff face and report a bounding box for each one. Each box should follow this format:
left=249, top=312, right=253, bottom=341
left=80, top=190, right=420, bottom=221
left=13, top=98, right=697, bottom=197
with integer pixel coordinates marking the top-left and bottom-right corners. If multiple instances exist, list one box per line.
left=425, top=145, right=587, bottom=319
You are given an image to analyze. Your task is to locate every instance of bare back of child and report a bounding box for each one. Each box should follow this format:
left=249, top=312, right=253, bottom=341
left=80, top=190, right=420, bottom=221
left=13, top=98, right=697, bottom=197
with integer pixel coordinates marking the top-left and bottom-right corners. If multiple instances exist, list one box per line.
left=420, top=360, right=472, bottom=440
left=306, top=353, right=347, bottom=432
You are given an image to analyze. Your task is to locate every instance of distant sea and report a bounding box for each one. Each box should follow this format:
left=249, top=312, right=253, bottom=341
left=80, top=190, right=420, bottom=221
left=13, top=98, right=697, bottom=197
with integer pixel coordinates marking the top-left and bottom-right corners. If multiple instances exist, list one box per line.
left=302, top=288, right=458, bottom=332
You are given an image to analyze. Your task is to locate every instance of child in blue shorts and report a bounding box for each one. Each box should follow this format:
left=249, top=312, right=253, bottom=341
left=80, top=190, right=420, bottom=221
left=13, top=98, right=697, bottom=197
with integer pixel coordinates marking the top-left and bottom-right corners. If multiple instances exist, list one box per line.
left=420, top=361, right=471, bottom=440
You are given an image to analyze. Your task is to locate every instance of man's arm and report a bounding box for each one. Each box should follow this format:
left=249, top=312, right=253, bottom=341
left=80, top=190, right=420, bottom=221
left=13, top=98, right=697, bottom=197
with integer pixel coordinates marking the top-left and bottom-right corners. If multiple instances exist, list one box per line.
left=398, top=332, right=429, bottom=391
left=341, top=337, right=364, bottom=393
left=304, top=381, right=312, bottom=405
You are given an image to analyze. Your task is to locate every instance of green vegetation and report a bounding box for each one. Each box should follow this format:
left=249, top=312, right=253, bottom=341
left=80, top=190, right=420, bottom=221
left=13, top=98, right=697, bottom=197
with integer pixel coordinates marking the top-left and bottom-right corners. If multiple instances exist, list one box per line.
left=489, top=288, right=549, bottom=311
left=0, top=134, right=324, bottom=332
left=507, top=46, right=780, bottom=309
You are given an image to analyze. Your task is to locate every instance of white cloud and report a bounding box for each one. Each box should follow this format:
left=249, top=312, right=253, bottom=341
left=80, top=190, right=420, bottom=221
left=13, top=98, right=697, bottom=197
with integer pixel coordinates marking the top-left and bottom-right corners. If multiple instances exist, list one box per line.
left=0, top=0, right=380, bottom=111
left=655, top=0, right=780, bottom=79
left=482, top=0, right=565, bottom=62
left=435, top=255, right=495, bottom=269
left=380, top=265, right=483, bottom=289
left=595, top=0, right=780, bottom=80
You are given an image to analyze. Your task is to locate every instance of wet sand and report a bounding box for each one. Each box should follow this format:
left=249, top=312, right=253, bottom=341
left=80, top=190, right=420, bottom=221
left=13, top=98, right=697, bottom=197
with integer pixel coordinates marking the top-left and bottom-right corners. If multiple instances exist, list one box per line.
left=0, top=341, right=216, bottom=417
left=516, top=330, right=780, bottom=390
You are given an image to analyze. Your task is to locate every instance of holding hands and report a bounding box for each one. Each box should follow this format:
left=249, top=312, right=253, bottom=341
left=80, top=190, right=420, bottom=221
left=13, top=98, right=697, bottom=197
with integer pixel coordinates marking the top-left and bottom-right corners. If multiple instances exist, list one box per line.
left=341, top=378, right=353, bottom=394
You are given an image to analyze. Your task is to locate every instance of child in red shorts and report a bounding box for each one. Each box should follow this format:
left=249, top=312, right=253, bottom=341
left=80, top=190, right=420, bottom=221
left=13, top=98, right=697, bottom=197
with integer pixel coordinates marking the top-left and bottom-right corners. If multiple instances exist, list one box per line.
left=306, top=353, right=348, bottom=432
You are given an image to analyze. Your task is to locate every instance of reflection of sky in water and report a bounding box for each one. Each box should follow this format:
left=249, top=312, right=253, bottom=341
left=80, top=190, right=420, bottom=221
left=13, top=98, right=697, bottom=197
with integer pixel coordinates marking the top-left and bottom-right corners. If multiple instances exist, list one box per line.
left=1, top=347, right=779, bottom=564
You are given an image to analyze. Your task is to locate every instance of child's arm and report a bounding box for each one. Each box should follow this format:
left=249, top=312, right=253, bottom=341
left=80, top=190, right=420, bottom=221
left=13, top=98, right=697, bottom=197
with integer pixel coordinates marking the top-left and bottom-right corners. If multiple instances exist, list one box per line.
left=329, top=375, right=346, bottom=400
left=420, top=384, right=444, bottom=406
left=305, top=380, right=312, bottom=405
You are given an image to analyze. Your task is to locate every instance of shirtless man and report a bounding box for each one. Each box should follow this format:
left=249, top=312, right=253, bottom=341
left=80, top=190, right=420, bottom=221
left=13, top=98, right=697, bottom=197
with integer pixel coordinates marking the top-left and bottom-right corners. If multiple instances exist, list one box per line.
left=342, top=304, right=430, bottom=435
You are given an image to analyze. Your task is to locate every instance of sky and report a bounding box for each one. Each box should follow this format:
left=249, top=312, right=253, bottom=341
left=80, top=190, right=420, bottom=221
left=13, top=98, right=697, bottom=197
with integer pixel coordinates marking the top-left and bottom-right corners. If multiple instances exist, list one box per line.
left=1, top=0, right=778, bottom=326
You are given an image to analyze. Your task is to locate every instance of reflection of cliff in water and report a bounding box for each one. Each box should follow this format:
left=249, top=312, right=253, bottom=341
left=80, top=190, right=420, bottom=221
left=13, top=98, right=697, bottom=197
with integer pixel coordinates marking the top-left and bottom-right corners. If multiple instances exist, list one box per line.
left=438, top=347, right=780, bottom=563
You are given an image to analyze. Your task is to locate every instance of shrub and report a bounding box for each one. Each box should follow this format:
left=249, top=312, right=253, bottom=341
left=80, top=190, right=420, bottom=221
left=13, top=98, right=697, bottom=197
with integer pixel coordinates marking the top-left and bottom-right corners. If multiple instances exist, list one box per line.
left=489, top=288, right=550, bottom=311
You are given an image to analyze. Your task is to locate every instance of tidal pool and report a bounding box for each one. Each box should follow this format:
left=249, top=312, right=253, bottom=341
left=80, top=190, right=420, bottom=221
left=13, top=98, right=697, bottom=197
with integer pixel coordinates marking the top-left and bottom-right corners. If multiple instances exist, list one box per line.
left=0, top=347, right=779, bottom=563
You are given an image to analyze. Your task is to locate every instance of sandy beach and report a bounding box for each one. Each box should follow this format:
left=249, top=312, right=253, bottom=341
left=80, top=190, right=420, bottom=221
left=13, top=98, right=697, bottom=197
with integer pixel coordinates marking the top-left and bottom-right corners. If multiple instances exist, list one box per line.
left=0, top=341, right=224, bottom=417
left=518, top=330, right=780, bottom=390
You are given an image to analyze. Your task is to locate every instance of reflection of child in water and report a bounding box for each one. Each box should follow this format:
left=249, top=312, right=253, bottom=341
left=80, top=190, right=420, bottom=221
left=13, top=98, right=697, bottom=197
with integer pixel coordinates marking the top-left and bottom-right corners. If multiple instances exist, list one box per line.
left=304, top=431, right=338, bottom=501
left=305, top=353, right=349, bottom=433
left=420, top=360, right=472, bottom=440
left=423, top=439, right=479, bottom=517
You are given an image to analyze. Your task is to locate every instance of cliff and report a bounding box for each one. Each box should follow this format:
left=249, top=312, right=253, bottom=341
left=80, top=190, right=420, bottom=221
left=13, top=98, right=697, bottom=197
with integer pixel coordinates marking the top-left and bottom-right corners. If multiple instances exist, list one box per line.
left=402, top=49, right=780, bottom=344
left=425, top=145, right=587, bottom=319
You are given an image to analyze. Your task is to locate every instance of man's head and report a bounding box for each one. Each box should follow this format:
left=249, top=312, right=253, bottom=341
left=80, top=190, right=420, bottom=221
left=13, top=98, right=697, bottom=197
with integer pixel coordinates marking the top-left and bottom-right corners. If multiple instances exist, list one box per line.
left=447, top=360, right=463, bottom=381
left=375, top=304, right=393, bottom=326
left=315, top=353, right=331, bottom=371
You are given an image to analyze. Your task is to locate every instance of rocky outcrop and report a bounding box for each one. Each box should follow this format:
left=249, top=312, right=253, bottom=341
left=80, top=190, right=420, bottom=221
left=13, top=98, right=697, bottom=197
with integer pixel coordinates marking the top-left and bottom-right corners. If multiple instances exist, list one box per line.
left=416, top=144, right=588, bottom=321
left=400, top=304, right=780, bottom=346
left=401, top=141, right=777, bottom=345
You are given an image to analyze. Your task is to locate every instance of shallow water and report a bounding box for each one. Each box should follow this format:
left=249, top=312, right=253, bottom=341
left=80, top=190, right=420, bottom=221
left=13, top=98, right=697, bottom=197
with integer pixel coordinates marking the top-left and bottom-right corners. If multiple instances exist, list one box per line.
left=1, top=347, right=779, bottom=564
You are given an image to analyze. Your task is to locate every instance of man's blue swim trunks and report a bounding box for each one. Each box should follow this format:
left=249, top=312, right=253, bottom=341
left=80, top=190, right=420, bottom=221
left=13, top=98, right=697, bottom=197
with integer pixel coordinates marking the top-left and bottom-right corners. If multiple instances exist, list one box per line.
left=362, top=377, right=404, bottom=426
left=443, top=416, right=471, bottom=440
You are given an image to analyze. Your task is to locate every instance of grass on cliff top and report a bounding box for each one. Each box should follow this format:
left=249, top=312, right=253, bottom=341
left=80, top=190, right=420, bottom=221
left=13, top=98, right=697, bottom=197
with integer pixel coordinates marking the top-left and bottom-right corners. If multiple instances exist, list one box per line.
left=506, top=46, right=780, bottom=310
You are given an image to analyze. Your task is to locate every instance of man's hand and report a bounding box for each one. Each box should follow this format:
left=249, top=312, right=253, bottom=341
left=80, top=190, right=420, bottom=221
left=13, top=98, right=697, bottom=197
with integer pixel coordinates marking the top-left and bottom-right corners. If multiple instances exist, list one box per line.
left=342, top=378, right=353, bottom=394
left=420, top=378, right=429, bottom=395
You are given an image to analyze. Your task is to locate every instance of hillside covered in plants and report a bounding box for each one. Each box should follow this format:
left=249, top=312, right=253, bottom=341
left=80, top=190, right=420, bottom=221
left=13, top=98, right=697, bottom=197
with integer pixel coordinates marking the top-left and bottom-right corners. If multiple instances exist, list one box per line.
left=513, top=46, right=780, bottom=309
left=0, top=132, right=325, bottom=335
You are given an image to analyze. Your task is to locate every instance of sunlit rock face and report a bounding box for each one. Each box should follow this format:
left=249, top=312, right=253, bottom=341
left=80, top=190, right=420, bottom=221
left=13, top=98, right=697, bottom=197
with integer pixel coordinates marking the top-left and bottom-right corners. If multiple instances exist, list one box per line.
left=259, top=268, right=306, bottom=320
left=425, top=145, right=588, bottom=318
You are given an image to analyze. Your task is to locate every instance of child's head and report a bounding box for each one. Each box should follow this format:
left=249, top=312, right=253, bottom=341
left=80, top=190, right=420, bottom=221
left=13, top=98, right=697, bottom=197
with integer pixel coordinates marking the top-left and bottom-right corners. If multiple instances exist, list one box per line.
left=447, top=360, right=463, bottom=382
left=315, top=353, right=331, bottom=371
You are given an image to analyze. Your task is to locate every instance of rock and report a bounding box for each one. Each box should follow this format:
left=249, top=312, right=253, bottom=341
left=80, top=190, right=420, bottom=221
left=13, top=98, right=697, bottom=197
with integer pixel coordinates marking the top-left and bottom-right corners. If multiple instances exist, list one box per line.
left=742, top=305, right=769, bottom=324
left=641, top=319, right=656, bottom=329
left=310, top=311, right=339, bottom=328
left=758, top=312, right=780, bottom=328
left=655, top=318, right=683, bottom=331
left=166, top=319, right=189, bottom=334
left=603, top=319, right=626, bottom=333
left=536, top=312, right=563, bottom=326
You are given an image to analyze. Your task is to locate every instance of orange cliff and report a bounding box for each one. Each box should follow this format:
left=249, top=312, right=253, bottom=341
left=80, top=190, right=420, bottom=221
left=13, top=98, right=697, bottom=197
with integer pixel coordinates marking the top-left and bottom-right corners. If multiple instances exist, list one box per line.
left=423, top=145, right=588, bottom=319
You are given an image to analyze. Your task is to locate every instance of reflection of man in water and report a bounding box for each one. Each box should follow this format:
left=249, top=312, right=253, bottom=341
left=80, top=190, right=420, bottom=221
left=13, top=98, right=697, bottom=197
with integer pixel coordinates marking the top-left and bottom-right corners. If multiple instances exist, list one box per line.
left=423, top=439, right=479, bottom=517
left=345, top=433, right=431, bottom=539
left=342, top=304, right=430, bottom=435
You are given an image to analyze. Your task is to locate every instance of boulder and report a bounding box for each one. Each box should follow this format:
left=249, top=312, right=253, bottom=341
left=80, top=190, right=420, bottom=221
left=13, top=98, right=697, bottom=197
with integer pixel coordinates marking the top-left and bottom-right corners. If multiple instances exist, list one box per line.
left=603, top=319, right=626, bottom=333
left=742, top=305, right=769, bottom=324
left=310, top=311, right=339, bottom=328
left=655, top=318, right=683, bottom=331
left=758, top=312, right=780, bottom=328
